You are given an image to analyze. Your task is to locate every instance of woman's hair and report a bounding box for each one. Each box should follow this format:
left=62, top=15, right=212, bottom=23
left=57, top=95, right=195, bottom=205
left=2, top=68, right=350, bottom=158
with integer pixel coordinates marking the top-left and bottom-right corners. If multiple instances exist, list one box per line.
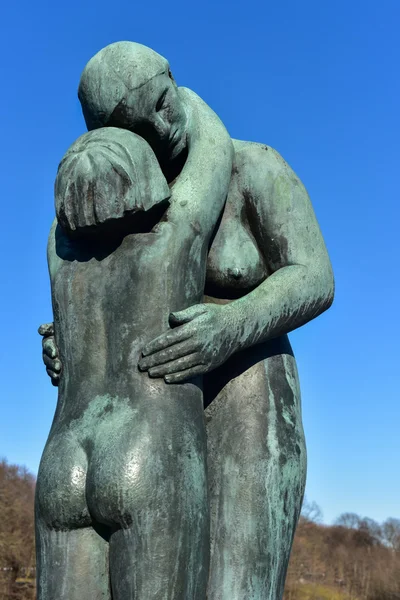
left=55, top=127, right=170, bottom=235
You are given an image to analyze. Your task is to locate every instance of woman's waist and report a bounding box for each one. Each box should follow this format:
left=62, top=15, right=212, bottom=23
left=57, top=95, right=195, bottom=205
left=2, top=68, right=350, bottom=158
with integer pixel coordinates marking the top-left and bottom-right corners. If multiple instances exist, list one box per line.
left=203, top=335, right=294, bottom=405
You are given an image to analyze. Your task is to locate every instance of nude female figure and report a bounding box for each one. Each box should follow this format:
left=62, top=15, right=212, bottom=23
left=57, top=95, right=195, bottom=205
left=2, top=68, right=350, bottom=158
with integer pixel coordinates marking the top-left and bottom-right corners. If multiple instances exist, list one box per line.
left=41, top=42, right=334, bottom=599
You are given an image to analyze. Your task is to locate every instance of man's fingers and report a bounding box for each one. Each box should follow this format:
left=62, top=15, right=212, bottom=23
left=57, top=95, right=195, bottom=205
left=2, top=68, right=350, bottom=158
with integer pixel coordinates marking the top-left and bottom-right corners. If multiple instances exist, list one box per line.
left=142, top=326, right=192, bottom=357
left=42, top=337, right=57, bottom=359
left=139, top=340, right=198, bottom=371
left=38, top=323, right=54, bottom=337
left=46, top=368, right=60, bottom=387
left=148, top=354, right=203, bottom=378
left=43, top=354, right=61, bottom=373
left=164, top=365, right=206, bottom=384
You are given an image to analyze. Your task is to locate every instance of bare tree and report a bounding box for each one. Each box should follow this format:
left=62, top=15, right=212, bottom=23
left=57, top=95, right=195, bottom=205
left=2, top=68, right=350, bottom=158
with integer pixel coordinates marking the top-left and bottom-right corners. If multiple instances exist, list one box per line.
left=334, top=512, right=361, bottom=529
left=0, top=459, right=35, bottom=599
left=382, top=518, right=400, bottom=551
left=359, top=517, right=382, bottom=544
left=300, top=496, right=323, bottom=524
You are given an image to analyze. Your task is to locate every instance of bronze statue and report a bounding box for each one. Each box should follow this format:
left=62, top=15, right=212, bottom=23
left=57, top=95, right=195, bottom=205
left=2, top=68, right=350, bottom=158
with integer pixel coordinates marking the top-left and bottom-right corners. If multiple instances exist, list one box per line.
left=38, top=42, right=334, bottom=600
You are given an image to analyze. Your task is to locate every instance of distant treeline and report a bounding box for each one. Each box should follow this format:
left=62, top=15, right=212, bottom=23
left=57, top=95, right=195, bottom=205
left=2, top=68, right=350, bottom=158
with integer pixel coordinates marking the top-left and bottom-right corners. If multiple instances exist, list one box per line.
left=284, top=498, right=400, bottom=600
left=0, top=460, right=35, bottom=600
left=1, top=459, right=399, bottom=600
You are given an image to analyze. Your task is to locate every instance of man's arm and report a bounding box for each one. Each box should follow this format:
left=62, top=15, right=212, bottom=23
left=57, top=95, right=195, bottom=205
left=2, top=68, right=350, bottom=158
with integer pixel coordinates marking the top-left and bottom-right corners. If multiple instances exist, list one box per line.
left=167, top=88, right=234, bottom=236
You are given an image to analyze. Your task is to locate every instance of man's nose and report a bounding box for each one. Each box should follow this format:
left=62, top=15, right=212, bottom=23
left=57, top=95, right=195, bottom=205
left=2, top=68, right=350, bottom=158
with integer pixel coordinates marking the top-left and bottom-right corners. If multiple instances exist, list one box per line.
left=152, top=114, right=169, bottom=139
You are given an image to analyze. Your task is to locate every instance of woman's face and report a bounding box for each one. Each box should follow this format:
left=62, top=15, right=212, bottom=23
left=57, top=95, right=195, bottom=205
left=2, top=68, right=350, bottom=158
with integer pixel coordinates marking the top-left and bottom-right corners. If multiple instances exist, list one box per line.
left=108, top=70, right=188, bottom=161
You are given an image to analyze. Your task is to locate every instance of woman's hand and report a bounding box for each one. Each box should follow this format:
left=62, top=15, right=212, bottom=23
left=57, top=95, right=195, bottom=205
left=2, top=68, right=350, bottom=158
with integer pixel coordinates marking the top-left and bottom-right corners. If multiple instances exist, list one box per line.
left=38, top=323, right=61, bottom=386
left=138, top=304, right=235, bottom=383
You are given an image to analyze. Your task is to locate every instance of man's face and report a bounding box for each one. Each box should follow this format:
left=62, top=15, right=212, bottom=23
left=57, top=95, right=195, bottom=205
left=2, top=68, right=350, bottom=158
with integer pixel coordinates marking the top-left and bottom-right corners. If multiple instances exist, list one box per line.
left=108, top=71, right=188, bottom=161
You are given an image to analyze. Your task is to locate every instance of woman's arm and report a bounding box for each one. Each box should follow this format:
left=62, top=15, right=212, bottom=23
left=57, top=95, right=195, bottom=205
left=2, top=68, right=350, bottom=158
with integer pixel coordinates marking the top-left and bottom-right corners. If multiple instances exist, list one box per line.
left=138, top=146, right=334, bottom=382
left=225, top=146, right=334, bottom=351
left=167, top=88, right=234, bottom=235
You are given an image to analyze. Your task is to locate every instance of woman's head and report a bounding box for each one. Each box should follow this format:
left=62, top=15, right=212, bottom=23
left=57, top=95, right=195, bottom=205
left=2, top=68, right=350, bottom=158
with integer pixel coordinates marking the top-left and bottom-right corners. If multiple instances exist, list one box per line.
left=55, top=127, right=170, bottom=236
left=78, top=42, right=188, bottom=161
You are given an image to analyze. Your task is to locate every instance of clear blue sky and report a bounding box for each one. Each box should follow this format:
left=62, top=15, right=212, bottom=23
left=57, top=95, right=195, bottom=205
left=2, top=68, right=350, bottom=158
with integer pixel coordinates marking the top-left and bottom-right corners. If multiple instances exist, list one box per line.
left=1, top=0, right=399, bottom=525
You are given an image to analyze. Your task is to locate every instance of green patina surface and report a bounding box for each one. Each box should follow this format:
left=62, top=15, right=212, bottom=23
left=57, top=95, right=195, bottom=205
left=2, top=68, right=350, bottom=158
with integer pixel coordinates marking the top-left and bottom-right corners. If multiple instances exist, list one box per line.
left=37, top=41, right=334, bottom=600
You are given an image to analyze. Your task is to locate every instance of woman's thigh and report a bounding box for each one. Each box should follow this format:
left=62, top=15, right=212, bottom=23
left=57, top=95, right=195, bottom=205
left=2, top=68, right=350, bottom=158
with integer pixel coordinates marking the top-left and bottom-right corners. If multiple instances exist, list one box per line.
left=205, top=339, right=307, bottom=599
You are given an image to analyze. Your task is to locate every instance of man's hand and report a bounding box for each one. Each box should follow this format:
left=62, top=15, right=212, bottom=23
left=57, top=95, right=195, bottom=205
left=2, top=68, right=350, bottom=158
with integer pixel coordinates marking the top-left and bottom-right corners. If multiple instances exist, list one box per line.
left=38, top=323, right=61, bottom=387
left=138, top=304, right=235, bottom=383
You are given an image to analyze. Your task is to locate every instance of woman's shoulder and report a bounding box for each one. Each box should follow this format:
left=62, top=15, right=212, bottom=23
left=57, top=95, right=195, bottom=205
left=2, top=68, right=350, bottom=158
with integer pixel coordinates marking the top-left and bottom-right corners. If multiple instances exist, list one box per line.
left=233, top=139, right=294, bottom=174
left=232, top=139, right=303, bottom=195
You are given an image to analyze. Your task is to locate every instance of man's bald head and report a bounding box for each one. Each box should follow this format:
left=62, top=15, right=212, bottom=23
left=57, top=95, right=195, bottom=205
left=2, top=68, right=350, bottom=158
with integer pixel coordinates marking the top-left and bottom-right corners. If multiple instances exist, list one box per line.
left=78, top=42, right=169, bottom=130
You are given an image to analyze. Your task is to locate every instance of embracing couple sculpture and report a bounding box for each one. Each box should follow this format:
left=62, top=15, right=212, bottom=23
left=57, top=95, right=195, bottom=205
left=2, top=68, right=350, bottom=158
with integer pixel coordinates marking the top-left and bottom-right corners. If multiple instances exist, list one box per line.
left=37, top=41, right=334, bottom=600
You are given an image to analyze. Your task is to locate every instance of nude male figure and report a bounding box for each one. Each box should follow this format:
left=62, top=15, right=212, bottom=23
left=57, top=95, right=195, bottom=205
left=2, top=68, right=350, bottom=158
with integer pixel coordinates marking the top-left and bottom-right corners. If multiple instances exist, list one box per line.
left=36, top=44, right=234, bottom=599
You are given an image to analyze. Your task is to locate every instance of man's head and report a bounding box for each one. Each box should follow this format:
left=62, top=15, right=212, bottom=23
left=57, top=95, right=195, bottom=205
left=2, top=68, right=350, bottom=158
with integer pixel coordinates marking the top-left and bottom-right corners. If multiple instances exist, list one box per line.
left=78, top=42, right=188, bottom=161
left=55, top=127, right=170, bottom=236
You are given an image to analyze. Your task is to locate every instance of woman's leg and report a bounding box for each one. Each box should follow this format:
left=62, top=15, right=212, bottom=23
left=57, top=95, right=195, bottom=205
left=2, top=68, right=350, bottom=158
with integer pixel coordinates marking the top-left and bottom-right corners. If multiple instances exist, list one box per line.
left=35, top=432, right=110, bottom=600
left=205, top=340, right=307, bottom=600
left=86, top=389, right=209, bottom=600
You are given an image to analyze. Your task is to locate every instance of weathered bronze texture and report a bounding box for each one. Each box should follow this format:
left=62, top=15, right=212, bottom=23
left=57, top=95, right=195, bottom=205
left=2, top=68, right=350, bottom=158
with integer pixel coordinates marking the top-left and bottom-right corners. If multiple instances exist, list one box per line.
left=37, top=42, right=334, bottom=600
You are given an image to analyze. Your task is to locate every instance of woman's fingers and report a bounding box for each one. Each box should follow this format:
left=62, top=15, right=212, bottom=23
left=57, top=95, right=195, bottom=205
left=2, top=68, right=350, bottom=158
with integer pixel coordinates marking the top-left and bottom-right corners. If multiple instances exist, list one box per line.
left=169, top=305, right=207, bottom=326
left=42, top=337, right=58, bottom=360
left=164, top=365, right=206, bottom=384
left=148, top=354, right=203, bottom=378
left=139, top=339, right=198, bottom=371
left=142, top=325, right=192, bottom=357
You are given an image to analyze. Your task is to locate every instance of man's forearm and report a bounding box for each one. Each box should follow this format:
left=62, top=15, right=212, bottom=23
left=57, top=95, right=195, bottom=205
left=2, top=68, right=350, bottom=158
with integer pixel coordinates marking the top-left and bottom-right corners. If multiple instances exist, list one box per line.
left=169, top=89, right=234, bottom=232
